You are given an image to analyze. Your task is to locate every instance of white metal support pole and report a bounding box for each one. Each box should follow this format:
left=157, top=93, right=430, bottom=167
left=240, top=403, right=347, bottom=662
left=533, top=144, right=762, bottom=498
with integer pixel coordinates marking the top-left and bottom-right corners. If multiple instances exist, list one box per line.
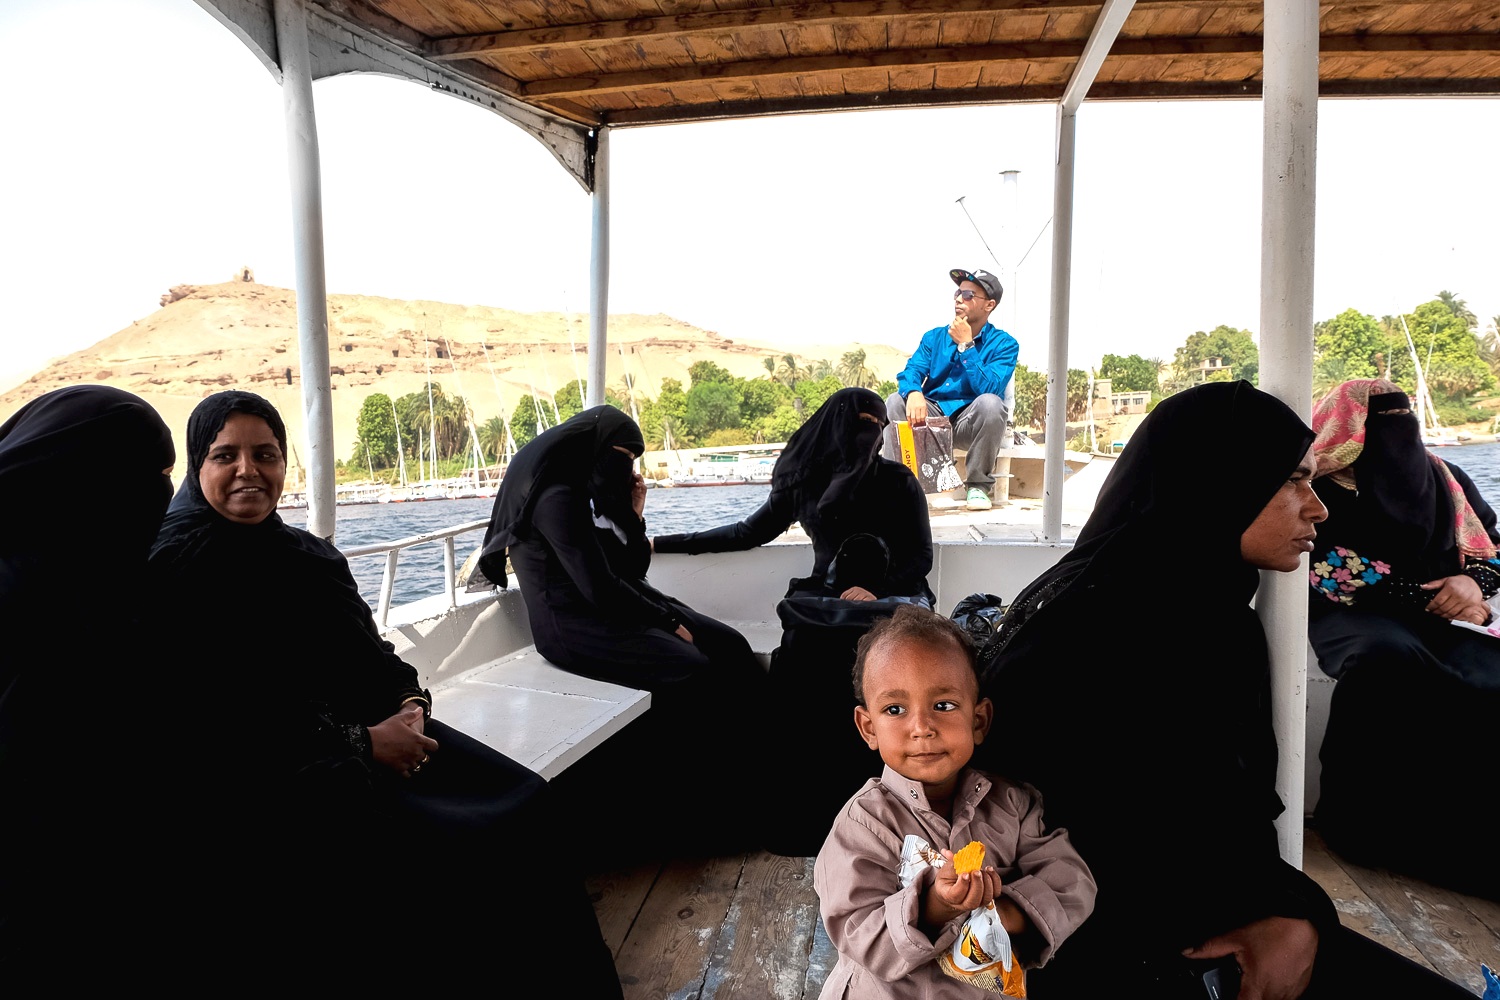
left=273, top=0, right=336, bottom=542
left=1042, top=106, right=1077, bottom=543
left=1258, top=0, right=1320, bottom=865
left=587, top=127, right=611, bottom=409
left=1040, top=0, right=1134, bottom=541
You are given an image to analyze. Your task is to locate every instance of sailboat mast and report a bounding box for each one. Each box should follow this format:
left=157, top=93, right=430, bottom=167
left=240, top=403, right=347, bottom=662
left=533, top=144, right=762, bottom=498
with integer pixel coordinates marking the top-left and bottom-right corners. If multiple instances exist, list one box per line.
left=390, top=399, right=408, bottom=487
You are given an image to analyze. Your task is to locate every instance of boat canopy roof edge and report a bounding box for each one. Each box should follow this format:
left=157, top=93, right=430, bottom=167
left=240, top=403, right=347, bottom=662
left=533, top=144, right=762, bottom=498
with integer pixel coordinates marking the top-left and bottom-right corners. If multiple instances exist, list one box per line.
left=194, top=0, right=594, bottom=192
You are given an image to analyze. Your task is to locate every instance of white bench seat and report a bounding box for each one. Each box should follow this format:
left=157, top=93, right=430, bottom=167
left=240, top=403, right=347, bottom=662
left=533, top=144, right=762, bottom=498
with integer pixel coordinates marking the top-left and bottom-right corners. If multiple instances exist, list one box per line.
left=429, top=648, right=649, bottom=781
left=423, top=619, right=783, bottom=780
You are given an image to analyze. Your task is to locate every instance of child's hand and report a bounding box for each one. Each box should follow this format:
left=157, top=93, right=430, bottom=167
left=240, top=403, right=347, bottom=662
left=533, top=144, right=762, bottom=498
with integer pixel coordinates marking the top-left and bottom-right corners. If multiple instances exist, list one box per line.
left=922, top=849, right=1002, bottom=928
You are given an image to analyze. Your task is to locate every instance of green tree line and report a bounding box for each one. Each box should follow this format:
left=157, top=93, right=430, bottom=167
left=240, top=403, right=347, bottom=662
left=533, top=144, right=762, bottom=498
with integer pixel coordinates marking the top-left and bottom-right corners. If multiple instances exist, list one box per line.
left=341, top=290, right=1498, bottom=476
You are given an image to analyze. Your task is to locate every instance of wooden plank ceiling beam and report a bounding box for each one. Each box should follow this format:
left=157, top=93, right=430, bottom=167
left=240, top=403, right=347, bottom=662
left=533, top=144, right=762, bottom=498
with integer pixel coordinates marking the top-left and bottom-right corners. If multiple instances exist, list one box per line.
left=521, top=32, right=1500, bottom=100
left=600, top=73, right=1500, bottom=126
left=422, top=0, right=1477, bottom=61
left=424, top=1, right=1096, bottom=60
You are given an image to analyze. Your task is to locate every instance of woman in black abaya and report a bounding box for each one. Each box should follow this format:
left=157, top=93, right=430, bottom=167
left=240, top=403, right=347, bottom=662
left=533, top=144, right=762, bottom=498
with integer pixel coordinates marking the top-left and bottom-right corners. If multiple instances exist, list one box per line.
left=1, top=385, right=175, bottom=979
left=653, top=386, right=933, bottom=603
left=149, top=390, right=621, bottom=991
left=651, top=387, right=933, bottom=855
left=478, top=405, right=767, bottom=856
left=973, top=380, right=1469, bottom=999
left=1306, top=378, right=1500, bottom=899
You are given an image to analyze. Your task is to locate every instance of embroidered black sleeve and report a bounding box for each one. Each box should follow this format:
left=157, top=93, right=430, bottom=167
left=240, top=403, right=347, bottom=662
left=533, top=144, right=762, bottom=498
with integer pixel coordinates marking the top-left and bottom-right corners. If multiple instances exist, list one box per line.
left=1462, top=557, right=1500, bottom=600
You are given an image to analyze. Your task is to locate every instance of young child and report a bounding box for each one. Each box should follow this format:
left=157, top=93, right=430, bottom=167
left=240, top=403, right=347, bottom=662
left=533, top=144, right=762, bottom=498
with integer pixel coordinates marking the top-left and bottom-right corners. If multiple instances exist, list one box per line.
left=813, top=604, right=1096, bottom=999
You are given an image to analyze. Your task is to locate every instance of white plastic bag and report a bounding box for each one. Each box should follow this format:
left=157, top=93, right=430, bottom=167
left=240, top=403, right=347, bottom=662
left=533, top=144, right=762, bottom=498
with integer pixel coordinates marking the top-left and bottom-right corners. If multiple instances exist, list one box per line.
left=899, top=835, right=1025, bottom=996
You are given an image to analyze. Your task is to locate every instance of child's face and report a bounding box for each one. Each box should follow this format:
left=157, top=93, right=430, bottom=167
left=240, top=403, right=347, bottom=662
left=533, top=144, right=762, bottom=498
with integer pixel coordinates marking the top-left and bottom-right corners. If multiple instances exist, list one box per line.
left=854, top=635, right=993, bottom=804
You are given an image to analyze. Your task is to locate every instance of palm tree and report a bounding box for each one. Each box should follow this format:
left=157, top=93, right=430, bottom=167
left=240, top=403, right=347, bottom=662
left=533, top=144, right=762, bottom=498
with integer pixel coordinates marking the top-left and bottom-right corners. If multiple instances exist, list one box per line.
left=1436, top=290, right=1477, bottom=328
left=837, top=349, right=880, bottom=389
left=1479, top=318, right=1500, bottom=375
left=774, top=354, right=804, bottom=389
left=478, top=415, right=508, bottom=463
left=810, top=358, right=834, bottom=381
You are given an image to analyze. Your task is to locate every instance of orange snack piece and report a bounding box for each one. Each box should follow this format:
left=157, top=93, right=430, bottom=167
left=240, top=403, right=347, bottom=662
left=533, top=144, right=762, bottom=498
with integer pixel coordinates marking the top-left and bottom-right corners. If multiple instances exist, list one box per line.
left=953, top=841, right=986, bottom=874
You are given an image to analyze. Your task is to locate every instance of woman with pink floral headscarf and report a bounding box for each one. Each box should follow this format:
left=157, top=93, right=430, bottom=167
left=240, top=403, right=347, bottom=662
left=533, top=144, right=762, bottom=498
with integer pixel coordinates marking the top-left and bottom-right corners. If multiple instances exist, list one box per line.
left=1307, top=377, right=1499, bottom=900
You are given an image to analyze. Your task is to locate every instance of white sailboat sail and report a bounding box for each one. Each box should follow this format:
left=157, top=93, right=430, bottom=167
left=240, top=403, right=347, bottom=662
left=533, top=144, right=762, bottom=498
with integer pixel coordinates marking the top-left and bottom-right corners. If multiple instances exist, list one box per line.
left=1399, top=316, right=1459, bottom=446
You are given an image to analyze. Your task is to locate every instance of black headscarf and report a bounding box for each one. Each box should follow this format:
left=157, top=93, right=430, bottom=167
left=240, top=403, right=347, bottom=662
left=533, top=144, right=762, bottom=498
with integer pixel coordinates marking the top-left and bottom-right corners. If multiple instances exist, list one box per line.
left=1, top=384, right=175, bottom=574
left=479, top=405, right=645, bottom=585
left=771, top=387, right=888, bottom=534
left=987, top=380, right=1315, bottom=669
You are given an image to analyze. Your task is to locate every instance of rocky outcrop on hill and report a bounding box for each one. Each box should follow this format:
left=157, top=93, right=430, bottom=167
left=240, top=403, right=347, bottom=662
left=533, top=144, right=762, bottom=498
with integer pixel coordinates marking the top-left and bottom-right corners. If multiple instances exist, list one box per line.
left=0, top=281, right=908, bottom=467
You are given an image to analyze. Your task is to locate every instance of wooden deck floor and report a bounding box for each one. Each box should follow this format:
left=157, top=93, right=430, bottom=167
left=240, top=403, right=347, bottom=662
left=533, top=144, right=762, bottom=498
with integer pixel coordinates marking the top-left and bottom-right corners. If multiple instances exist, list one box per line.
left=585, top=824, right=1499, bottom=999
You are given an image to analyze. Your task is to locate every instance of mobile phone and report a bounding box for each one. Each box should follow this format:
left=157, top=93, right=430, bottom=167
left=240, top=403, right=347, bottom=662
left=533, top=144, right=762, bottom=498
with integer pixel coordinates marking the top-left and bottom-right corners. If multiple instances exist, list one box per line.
left=1192, top=957, right=1242, bottom=1000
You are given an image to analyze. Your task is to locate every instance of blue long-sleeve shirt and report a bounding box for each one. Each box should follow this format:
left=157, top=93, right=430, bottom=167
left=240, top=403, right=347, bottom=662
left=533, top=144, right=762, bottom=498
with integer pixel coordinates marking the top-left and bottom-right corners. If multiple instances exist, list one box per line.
left=894, top=322, right=1019, bottom=416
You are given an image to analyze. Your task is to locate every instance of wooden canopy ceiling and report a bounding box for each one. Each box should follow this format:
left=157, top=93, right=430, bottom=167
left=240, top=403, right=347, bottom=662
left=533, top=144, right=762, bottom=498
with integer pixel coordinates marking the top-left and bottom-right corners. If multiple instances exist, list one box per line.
left=331, top=0, right=1500, bottom=126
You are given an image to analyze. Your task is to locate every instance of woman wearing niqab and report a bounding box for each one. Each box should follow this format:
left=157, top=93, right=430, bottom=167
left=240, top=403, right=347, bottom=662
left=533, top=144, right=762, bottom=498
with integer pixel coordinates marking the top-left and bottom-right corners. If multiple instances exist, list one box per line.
left=972, top=381, right=1469, bottom=998
left=651, top=387, right=933, bottom=855
left=149, top=390, right=621, bottom=991
left=1305, top=378, right=1499, bottom=899
left=478, top=405, right=767, bottom=858
left=653, top=387, right=933, bottom=603
left=0, top=385, right=174, bottom=978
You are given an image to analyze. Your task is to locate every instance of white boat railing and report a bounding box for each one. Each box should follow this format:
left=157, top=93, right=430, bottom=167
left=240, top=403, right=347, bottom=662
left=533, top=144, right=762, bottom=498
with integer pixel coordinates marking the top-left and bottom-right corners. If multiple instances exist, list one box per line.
left=341, top=518, right=490, bottom=626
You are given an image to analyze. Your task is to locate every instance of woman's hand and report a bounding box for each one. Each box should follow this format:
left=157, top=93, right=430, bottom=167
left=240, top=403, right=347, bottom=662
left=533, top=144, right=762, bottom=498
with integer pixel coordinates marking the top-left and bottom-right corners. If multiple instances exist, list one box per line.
left=840, top=586, right=877, bottom=601
left=674, top=624, right=695, bottom=644
left=630, top=472, right=647, bottom=519
left=1420, top=574, right=1489, bottom=623
left=368, top=703, right=440, bottom=777
left=1183, top=915, right=1317, bottom=1000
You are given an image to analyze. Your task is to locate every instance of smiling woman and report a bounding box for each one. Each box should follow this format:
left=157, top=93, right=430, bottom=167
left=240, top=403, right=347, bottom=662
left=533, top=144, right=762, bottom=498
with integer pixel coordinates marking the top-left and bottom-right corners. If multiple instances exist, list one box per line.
left=144, top=389, right=621, bottom=988
left=197, top=411, right=287, bottom=524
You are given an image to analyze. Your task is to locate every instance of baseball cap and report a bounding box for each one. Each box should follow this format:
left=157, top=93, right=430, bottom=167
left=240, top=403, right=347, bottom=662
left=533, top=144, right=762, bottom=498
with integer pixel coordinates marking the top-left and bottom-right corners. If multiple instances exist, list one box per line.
left=950, top=268, right=1003, bottom=302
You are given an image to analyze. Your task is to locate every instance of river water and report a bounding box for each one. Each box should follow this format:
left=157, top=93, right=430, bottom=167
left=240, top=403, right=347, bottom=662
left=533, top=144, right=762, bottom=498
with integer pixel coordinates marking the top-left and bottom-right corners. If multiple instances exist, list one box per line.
left=282, top=483, right=775, bottom=609
left=284, top=442, right=1500, bottom=610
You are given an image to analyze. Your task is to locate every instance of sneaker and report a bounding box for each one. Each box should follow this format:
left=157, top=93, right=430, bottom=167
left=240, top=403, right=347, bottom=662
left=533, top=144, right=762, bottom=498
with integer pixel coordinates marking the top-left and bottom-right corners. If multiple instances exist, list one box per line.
left=965, top=487, right=992, bottom=511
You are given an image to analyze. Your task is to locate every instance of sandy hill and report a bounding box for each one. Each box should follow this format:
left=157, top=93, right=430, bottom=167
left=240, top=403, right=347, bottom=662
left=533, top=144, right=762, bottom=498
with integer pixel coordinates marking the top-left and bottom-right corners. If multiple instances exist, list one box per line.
left=0, top=279, right=910, bottom=468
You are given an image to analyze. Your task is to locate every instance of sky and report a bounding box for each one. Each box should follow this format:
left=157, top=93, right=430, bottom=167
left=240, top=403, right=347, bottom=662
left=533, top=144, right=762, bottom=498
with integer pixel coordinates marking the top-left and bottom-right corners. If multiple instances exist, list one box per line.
left=3, top=0, right=1498, bottom=395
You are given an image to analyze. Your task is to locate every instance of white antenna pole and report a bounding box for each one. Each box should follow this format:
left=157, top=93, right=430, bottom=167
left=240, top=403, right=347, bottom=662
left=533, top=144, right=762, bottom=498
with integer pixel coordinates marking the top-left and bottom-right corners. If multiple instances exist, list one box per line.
left=1000, top=169, right=1021, bottom=334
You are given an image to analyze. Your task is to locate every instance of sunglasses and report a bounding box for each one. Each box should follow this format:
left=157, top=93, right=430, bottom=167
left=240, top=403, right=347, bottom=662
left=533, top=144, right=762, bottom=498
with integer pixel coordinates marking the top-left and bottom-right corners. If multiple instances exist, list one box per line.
left=953, top=289, right=989, bottom=302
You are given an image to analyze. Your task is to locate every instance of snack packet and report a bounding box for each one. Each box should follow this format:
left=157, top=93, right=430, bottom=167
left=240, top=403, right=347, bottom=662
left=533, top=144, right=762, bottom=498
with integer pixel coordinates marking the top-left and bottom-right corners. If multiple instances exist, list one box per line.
left=898, top=835, right=1026, bottom=997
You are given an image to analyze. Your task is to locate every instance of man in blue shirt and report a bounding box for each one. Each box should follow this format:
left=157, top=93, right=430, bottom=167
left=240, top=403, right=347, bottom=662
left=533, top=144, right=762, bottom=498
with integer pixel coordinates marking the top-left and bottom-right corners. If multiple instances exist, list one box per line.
left=884, top=268, right=1019, bottom=510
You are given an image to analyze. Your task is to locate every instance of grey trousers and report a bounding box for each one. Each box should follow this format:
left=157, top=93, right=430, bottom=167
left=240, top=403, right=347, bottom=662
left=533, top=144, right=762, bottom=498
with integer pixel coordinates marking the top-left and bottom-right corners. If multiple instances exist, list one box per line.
left=882, top=391, right=1009, bottom=490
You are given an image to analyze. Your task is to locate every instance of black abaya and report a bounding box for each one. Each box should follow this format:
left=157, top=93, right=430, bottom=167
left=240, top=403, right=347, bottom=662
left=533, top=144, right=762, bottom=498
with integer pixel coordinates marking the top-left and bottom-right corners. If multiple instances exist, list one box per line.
left=974, top=381, right=1468, bottom=999
left=0, top=385, right=175, bottom=980
left=148, top=391, right=621, bottom=992
left=652, top=388, right=933, bottom=855
left=654, top=387, right=934, bottom=602
left=480, top=406, right=768, bottom=860
left=1305, top=389, right=1500, bottom=900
